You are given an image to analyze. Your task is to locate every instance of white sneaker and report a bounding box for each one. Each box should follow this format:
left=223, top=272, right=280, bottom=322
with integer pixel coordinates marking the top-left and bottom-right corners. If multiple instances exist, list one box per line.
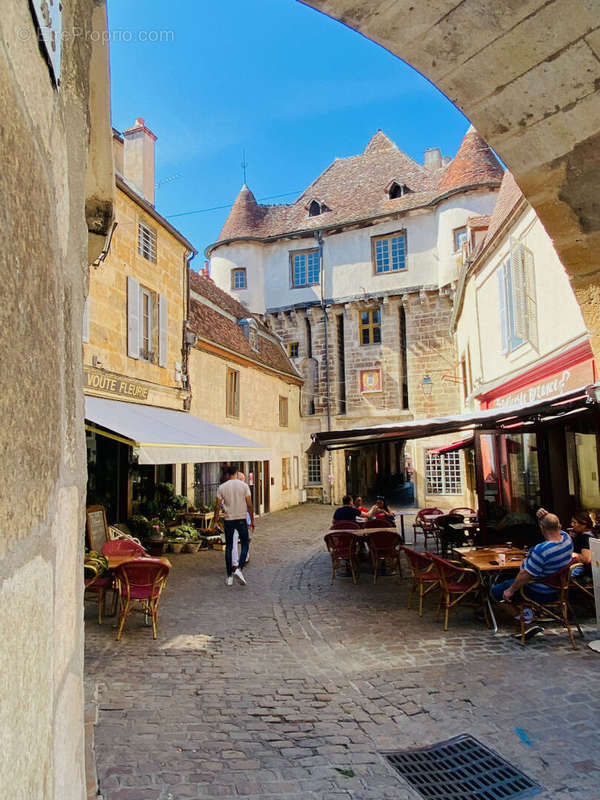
left=233, top=568, right=246, bottom=585
left=225, top=576, right=233, bottom=586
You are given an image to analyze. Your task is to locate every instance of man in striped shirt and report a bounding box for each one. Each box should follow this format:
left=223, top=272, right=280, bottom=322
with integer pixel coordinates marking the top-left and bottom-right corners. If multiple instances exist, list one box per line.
left=492, top=511, right=573, bottom=639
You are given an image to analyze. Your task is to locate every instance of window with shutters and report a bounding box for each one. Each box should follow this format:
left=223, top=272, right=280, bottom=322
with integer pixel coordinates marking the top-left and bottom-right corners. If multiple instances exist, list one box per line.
left=127, top=277, right=168, bottom=366
left=138, top=222, right=157, bottom=262
left=425, top=450, right=462, bottom=494
left=226, top=368, right=240, bottom=418
left=359, top=307, right=381, bottom=345
left=497, top=242, right=538, bottom=354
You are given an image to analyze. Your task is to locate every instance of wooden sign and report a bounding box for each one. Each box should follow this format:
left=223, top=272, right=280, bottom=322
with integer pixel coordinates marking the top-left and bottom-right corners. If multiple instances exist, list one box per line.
left=86, top=505, right=108, bottom=553
left=84, top=368, right=149, bottom=400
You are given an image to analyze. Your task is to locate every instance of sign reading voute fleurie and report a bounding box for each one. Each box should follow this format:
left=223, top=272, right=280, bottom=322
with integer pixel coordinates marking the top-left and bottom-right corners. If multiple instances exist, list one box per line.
left=84, top=368, right=149, bottom=400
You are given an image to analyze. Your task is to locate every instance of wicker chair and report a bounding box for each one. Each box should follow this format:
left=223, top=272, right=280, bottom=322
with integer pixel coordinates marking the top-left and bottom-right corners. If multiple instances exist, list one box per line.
left=102, top=539, right=147, bottom=558
left=324, top=531, right=361, bottom=584
left=430, top=554, right=488, bottom=631
left=400, top=547, right=439, bottom=616
left=365, top=529, right=403, bottom=583
left=518, top=562, right=583, bottom=649
left=413, top=508, right=444, bottom=549
left=84, top=559, right=116, bottom=624
left=114, top=558, right=171, bottom=640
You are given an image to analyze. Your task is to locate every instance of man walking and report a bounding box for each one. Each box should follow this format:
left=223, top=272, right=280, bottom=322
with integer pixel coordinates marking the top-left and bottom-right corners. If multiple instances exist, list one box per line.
left=216, top=465, right=255, bottom=586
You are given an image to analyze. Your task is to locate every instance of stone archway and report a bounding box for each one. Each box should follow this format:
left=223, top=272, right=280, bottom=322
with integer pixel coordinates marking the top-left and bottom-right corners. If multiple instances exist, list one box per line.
left=300, top=0, right=600, bottom=356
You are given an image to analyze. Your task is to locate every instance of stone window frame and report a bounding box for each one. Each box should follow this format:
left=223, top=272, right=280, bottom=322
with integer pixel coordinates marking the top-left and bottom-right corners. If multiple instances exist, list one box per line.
left=288, top=342, right=299, bottom=358
left=307, top=454, right=322, bottom=485
left=137, top=220, right=157, bottom=263
left=290, top=248, right=320, bottom=288
left=226, top=367, right=240, bottom=418
left=279, top=395, right=289, bottom=427
left=371, top=229, right=407, bottom=275
left=453, top=225, right=468, bottom=253
left=358, top=306, right=382, bottom=346
left=282, top=457, right=291, bottom=491
left=231, top=267, right=247, bottom=290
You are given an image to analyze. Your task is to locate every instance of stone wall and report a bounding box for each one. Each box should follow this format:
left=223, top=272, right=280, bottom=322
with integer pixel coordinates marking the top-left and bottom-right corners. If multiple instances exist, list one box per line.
left=0, top=2, right=113, bottom=798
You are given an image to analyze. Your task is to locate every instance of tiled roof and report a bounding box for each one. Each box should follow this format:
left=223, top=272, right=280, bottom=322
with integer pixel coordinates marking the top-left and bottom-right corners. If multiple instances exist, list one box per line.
left=481, top=170, right=525, bottom=249
left=438, top=126, right=504, bottom=192
left=188, top=271, right=300, bottom=380
left=211, top=128, right=502, bottom=248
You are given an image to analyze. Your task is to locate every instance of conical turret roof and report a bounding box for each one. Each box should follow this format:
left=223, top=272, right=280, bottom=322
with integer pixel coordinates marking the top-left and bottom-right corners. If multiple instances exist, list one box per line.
left=218, top=184, right=265, bottom=240
left=438, top=127, right=503, bottom=191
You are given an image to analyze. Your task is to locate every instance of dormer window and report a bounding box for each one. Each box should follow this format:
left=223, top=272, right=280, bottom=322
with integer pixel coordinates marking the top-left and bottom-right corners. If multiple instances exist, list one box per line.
left=238, top=317, right=259, bottom=351
left=309, top=200, right=323, bottom=217
left=387, top=181, right=411, bottom=200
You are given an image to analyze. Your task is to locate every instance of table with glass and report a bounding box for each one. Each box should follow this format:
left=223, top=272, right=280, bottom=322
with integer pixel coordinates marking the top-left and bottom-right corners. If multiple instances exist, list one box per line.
left=454, top=545, right=525, bottom=633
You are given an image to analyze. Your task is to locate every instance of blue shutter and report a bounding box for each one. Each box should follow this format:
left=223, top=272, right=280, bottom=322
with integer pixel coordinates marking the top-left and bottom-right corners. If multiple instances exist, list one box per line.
left=497, top=263, right=508, bottom=354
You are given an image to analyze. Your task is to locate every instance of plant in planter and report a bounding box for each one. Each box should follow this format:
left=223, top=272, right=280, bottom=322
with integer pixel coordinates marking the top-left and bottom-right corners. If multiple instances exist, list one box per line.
left=167, top=523, right=191, bottom=554
left=129, top=515, right=167, bottom=556
left=175, top=525, right=201, bottom=553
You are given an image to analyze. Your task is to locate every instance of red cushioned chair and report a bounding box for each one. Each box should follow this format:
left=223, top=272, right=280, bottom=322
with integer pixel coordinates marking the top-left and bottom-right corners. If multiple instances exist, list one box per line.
left=400, top=546, right=439, bottom=616
left=324, top=531, right=361, bottom=584
left=364, top=518, right=395, bottom=529
left=102, top=539, right=147, bottom=558
left=113, top=558, right=170, bottom=640
left=518, top=560, right=583, bottom=649
left=430, top=554, right=488, bottom=631
left=449, top=507, right=477, bottom=520
left=365, top=529, right=402, bottom=583
left=329, top=520, right=361, bottom=530
left=413, top=508, right=444, bottom=550
left=84, top=560, right=116, bottom=624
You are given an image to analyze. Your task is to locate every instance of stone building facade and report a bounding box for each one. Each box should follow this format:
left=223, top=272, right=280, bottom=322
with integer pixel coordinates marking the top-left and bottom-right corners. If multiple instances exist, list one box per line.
left=0, top=2, right=114, bottom=798
left=209, top=128, right=502, bottom=506
left=187, top=272, right=303, bottom=513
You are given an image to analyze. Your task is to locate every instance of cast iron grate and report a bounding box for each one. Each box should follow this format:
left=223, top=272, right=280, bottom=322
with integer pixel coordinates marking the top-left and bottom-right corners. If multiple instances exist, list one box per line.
left=384, top=734, right=542, bottom=800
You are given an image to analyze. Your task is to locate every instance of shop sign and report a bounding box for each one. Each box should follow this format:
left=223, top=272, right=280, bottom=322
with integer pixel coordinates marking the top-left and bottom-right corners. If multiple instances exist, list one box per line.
left=486, top=360, right=594, bottom=410
left=84, top=368, right=149, bottom=400
left=360, top=368, right=382, bottom=393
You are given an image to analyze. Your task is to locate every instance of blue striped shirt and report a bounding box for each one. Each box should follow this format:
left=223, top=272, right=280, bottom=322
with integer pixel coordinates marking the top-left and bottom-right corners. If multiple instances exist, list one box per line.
left=523, top=531, right=573, bottom=593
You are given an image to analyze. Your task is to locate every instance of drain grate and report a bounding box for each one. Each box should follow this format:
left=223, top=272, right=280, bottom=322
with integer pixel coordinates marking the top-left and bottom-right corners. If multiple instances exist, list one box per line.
left=384, top=734, right=542, bottom=800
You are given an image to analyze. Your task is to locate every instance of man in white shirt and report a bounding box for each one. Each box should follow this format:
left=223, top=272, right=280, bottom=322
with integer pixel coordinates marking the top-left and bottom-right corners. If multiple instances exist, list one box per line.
left=216, top=465, right=255, bottom=586
left=231, top=471, right=252, bottom=569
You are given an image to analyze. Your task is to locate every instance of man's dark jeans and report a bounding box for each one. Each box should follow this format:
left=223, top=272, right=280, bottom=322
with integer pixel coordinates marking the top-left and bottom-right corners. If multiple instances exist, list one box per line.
left=224, top=519, right=249, bottom=577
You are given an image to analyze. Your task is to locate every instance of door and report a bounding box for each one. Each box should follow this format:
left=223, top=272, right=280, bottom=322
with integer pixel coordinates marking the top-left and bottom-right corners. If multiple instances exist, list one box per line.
left=263, top=460, right=270, bottom=513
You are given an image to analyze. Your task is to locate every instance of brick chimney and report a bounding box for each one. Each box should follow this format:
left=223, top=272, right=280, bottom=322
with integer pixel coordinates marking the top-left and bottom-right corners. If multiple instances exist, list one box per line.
left=122, top=117, right=156, bottom=205
left=424, top=147, right=442, bottom=170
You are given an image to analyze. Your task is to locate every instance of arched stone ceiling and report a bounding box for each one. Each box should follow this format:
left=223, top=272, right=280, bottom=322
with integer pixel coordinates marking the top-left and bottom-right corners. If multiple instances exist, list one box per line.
left=299, top=0, right=600, bottom=356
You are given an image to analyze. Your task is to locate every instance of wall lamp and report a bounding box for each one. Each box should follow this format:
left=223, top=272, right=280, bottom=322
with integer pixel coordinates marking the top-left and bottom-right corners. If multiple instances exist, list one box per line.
left=421, top=375, right=433, bottom=395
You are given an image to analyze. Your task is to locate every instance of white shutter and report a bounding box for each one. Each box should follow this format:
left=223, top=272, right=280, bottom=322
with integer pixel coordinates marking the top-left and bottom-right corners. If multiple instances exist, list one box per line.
left=497, top=262, right=509, bottom=354
left=510, top=242, right=528, bottom=340
left=159, top=293, right=168, bottom=367
left=523, top=245, right=538, bottom=350
left=82, top=295, right=90, bottom=343
left=127, top=276, right=140, bottom=359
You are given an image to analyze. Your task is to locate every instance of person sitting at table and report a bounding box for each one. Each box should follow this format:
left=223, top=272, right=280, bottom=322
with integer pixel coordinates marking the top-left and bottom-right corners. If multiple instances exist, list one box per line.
left=333, top=495, right=361, bottom=523
left=367, top=496, right=395, bottom=524
left=491, top=511, right=573, bottom=640
left=353, top=496, right=369, bottom=517
left=569, top=511, right=596, bottom=581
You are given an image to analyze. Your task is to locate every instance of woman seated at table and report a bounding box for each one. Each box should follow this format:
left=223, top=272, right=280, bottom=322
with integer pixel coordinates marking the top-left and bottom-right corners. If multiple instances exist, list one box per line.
left=367, top=496, right=395, bottom=524
left=353, top=496, right=369, bottom=518
left=570, top=511, right=596, bottom=581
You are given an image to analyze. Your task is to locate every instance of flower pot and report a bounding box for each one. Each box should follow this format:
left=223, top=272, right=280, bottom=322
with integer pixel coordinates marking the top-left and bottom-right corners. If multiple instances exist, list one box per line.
left=169, top=541, right=184, bottom=554
left=185, top=542, right=201, bottom=554
left=144, top=539, right=167, bottom=557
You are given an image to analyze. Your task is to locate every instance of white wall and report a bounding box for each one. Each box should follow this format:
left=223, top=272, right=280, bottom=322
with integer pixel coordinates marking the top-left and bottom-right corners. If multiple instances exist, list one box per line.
left=210, top=243, right=266, bottom=313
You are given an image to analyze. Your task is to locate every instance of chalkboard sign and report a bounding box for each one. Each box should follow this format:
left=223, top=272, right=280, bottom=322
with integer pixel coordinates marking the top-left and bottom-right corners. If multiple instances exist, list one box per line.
left=86, top=505, right=108, bottom=553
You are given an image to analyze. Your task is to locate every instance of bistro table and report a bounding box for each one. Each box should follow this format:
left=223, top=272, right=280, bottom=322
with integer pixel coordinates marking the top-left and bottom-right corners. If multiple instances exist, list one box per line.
left=105, top=554, right=172, bottom=570
left=394, top=510, right=415, bottom=544
left=455, top=546, right=525, bottom=633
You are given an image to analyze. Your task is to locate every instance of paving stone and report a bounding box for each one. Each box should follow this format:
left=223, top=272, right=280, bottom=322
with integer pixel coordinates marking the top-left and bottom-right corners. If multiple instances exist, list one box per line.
left=86, top=504, right=599, bottom=799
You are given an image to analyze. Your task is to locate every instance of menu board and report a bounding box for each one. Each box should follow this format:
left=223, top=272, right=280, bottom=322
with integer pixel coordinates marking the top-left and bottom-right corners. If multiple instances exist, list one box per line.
left=86, top=506, right=107, bottom=552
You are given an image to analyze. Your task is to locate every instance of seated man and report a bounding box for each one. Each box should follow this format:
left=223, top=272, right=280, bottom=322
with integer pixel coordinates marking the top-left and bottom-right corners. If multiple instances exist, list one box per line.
left=333, top=495, right=360, bottom=523
left=491, top=511, right=573, bottom=640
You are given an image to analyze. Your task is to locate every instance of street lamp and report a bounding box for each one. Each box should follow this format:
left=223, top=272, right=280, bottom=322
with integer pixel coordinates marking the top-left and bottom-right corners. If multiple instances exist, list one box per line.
left=421, top=375, right=433, bottom=395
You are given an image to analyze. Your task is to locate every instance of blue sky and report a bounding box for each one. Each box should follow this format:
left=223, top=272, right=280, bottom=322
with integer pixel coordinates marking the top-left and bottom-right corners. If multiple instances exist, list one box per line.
left=107, top=0, right=470, bottom=260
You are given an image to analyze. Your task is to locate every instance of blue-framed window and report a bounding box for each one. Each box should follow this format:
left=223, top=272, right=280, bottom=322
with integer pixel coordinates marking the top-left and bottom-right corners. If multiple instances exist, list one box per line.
left=231, top=268, right=247, bottom=290
left=373, top=230, right=407, bottom=274
left=291, top=249, right=320, bottom=287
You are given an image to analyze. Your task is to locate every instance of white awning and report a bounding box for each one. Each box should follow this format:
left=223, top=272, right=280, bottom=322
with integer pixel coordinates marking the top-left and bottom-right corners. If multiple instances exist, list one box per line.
left=85, top=396, right=269, bottom=465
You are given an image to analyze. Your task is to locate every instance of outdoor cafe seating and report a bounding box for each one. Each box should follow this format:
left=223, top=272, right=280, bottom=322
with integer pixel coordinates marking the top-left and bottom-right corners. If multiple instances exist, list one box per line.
left=324, top=530, right=361, bottom=584
left=365, top=529, right=402, bottom=583
left=114, top=558, right=171, bottom=640
left=412, top=507, right=443, bottom=549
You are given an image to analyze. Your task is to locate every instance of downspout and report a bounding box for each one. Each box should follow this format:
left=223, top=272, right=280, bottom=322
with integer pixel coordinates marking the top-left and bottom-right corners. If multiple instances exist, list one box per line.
left=316, top=230, right=333, bottom=503
left=183, top=250, right=197, bottom=411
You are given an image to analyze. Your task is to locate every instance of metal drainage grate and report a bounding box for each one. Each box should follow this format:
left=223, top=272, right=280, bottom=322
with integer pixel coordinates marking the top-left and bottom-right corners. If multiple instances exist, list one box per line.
left=384, top=734, right=542, bottom=800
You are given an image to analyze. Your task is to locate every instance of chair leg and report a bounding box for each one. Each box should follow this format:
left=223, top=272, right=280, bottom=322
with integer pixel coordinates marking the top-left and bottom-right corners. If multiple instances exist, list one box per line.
left=418, top=582, right=424, bottom=617
left=443, top=595, right=450, bottom=631
left=116, top=599, right=130, bottom=641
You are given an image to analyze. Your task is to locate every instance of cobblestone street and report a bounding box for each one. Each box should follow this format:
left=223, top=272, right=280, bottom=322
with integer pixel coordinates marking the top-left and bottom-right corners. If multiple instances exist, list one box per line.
left=86, top=505, right=600, bottom=800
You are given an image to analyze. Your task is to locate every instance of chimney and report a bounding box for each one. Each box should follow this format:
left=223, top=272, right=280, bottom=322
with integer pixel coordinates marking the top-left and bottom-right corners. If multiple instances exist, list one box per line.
left=424, top=147, right=442, bottom=170
left=122, top=117, right=157, bottom=205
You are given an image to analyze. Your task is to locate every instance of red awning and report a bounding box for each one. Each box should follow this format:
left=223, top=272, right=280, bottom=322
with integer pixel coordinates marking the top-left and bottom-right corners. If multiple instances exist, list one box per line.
left=429, top=436, right=474, bottom=455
